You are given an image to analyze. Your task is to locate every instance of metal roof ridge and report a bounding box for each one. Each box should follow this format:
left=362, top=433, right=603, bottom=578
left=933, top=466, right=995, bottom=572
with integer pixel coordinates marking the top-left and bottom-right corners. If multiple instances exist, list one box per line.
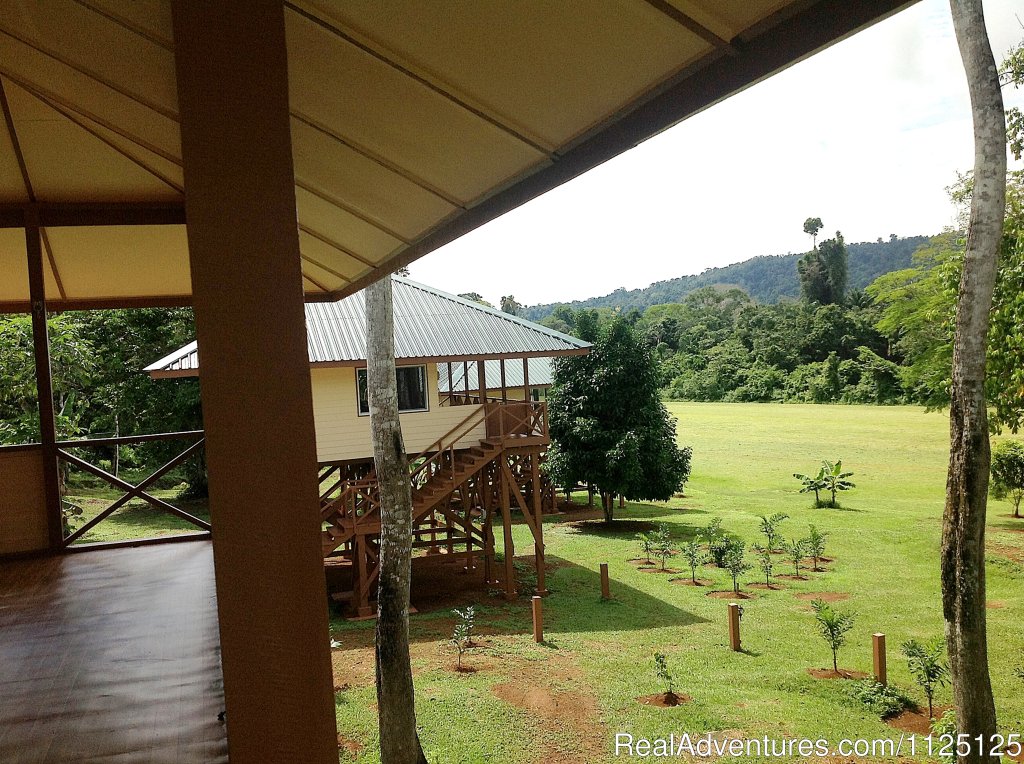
left=391, top=275, right=591, bottom=349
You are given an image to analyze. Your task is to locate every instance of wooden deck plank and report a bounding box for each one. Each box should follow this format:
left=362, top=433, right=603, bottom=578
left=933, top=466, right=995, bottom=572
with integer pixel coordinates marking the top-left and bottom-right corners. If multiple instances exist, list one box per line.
left=0, top=541, right=228, bottom=763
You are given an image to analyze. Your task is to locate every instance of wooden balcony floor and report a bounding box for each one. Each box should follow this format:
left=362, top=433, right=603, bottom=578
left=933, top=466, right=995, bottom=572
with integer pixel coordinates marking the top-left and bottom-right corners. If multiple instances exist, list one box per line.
left=0, top=541, right=228, bottom=763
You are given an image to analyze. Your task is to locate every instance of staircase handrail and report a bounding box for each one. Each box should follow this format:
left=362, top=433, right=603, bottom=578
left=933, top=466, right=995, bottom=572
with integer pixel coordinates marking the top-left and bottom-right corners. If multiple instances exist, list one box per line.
left=408, top=404, right=489, bottom=485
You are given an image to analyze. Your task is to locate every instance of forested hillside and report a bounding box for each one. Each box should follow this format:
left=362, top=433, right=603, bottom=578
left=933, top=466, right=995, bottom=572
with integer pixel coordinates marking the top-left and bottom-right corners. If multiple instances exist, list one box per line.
left=522, top=235, right=929, bottom=321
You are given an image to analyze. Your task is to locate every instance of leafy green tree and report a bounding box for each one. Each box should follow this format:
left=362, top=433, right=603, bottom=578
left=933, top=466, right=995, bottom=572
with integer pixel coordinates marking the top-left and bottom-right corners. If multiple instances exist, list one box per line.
left=902, top=638, right=950, bottom=720
left=680, top=540, right=707, bottom=584
left=653, top=652, right=676, bottom=700
left=811, top=600, right=856, bottom=673
left=499, top=295, right=521, bottom=316
left=991, top=440, right=1024, bottom=518
left=806, top=525, right=828, bottom=571
left=652, top=524, right=676, bottom=571
left=757, top=512, right=788, bottom=552
left=798, top=232, right=848, bottom=305
left=636, top=532, right=656, bottom=565
left=869, top=172, right=1024, bottom=433
left=820, top=459, right=855, bottom=507
left=547, top=313, right=692, bottom=522
left=803, top=217, right=824, bottom=249
left=722, top=541, right=751, bottom=594
left=752, top=543, right=774, bottom=587
left=458, top=292, right=494, bottom=308
left=784, top=537, right=808, bottom=578
left=0, top=314, right=96, bottom=443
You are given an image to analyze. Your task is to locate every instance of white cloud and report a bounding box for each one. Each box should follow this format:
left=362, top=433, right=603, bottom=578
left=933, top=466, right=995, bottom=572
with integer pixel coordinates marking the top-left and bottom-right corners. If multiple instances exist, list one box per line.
left=411, top=0, right=1024, bottom=307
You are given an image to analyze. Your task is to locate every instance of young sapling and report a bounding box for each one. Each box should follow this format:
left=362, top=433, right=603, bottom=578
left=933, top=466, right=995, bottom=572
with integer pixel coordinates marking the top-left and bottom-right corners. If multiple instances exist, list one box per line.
left=811, top=599, right=856, bottom=674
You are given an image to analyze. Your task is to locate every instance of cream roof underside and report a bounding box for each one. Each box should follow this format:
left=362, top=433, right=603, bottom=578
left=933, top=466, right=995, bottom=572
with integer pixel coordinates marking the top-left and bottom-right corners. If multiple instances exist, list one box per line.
left=0, top=0, right=914, bottom=311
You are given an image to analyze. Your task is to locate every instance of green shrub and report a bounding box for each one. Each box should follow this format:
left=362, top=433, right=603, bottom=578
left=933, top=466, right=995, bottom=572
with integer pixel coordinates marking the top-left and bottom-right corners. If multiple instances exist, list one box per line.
left=930, top=710, right=957, bottom=764
left=846, top=679, right=913, bottom=718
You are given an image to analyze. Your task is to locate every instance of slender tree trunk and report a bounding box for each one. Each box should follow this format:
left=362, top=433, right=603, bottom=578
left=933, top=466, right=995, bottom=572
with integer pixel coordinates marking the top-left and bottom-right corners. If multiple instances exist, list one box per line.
left=366, top=276, right=428, bottom=764
left=944, top=3, right=1005, bottom=761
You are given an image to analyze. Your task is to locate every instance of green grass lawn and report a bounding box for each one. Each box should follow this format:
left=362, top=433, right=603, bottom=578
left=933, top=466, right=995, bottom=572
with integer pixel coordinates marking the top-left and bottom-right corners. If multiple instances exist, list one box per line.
left=331, top=403, right=1024, bottom=763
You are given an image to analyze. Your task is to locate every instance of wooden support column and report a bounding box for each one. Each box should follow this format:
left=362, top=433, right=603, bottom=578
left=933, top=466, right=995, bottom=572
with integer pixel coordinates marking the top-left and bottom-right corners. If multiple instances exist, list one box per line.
left=522, top=357, right=530, bottom=401
left=463, top=361, right=470, bottom=401
left=447, top=362, right=454, bottom=405
left=500, top=464, right=516, bottom=600
left=500, top=359, right=507, bottom=402
left=25, top=215, right=63, bottom=551
left=172, top=4, right=336, bottom=761
left=531, top=450, right=546, bottom=595
left=477, top=360, right=487, bottom=404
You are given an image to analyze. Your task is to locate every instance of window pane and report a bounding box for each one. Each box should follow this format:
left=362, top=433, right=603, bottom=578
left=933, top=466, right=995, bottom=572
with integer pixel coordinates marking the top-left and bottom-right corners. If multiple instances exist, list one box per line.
left=357, top=369, right=369, bottom=414
left=396, top=366, right=427, bottom=411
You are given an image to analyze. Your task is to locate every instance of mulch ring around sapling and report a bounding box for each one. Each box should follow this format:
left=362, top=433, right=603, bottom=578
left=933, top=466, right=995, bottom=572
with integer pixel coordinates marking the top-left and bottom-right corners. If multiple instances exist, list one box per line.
left=794, top=592, right=849, bottom=603
left=885, top=706, right=952, bottom=735
left=636, top=691, right=692, bottom=708
left=806, top=668, right=869, bottom=680
left=706, top=590, right=756, bottom=600
left=640, top=567, right=682, bottom=575
left=747, top=583, right=784, bottom=591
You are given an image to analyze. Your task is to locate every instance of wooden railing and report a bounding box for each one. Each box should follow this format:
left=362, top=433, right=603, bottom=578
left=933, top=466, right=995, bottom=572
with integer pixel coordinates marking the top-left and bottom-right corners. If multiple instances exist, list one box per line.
left=484, top=401, right=548, bottom=441
left=56, top=430, right=208, bottom=544
left=409, top=404, right=488, bottom=489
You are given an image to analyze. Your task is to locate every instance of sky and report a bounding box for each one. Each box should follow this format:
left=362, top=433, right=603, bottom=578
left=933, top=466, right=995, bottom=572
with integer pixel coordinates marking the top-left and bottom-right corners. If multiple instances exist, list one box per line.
left=407, top=0, right=1024, bottom=308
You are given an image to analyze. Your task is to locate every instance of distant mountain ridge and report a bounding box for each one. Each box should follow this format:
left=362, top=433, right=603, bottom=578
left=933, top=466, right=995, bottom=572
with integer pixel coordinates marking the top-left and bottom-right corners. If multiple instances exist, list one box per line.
left=522, top=235, right=932, bottom=321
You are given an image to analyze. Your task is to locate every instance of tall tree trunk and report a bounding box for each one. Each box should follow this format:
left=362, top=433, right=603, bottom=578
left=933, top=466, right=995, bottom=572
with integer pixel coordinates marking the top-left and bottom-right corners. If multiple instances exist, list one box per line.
left=944, top=3, right=1006, bottom=761
left=366, top=276, right=428, bottom=764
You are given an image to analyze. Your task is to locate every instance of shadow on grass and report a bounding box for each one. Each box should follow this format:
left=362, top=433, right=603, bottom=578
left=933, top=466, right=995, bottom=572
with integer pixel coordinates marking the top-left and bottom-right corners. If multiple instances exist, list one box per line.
left=333, top=555, right=707, bottom=641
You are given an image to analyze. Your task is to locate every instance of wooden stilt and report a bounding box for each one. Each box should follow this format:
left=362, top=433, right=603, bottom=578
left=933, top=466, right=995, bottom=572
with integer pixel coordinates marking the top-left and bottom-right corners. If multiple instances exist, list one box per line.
left=353, top=535, right=373, bottom=617
left=532, top=596, right=543, bottom=643
left=500, top=465, right=516, bottom=600
left=531, top=450, right=547, bottom=595
left=500, top=358, right=507, bottom=402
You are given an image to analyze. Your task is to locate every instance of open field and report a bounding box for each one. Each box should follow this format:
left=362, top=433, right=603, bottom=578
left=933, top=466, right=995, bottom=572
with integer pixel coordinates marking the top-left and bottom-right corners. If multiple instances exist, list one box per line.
left=331, top=403, right=1024, bottom=763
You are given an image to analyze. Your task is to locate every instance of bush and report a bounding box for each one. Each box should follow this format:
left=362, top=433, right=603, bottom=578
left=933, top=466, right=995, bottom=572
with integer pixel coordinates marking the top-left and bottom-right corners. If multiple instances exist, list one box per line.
left=846, top=679, right=913, bottom=718
left=930, top=710, right=958, bottom=764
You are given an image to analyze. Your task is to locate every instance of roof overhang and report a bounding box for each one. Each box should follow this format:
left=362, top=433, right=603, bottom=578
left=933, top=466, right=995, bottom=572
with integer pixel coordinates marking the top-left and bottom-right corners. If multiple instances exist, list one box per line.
left=0, top=0, right=916, bottom=313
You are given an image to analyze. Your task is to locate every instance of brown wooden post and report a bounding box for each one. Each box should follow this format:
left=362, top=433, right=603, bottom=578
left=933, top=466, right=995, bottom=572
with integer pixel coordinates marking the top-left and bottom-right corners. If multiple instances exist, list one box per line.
left=531, top=449, right=547, bottom=595
left=446, top=362, right=454, bottom=405
left=728, top=603, right=741, bottom=651
left=25, top=215, right=63, bottom=551
left=500, top=465, right=516, bottom=600
left=600, top=563, right=611, bottom=600
left=532, top=595, right=544, bottom=643
left=463, top=360, right=470, bottom=401
left=477, top=360, right=487, bottom=403
left=172, top=3, right=337, bottom=760
left=873, top=632, right=887, bottom=685
left=522, top=357, right=530, bottom=401
left=500, top=358, right=507, bottom=402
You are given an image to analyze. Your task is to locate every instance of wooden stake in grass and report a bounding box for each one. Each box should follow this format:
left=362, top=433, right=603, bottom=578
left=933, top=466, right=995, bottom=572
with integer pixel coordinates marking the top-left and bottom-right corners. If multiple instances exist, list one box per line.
left=728, top=603, right=741, bottom=652
left=600, top=563, right=610, bottom=600
left=873, top=633, right=887, bottom=686
left=532, top=595, right=543, bottom=643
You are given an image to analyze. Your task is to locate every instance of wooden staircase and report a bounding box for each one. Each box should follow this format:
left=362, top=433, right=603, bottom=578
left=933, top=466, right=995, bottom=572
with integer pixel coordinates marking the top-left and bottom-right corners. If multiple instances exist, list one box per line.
left=319, top=400, right=550, bottom=616
left=320, top=437, right=502, bottom=556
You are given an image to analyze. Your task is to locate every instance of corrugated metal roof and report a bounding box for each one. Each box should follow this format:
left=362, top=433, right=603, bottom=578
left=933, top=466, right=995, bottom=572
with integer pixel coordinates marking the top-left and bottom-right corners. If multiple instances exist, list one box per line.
left=437, top=358, right=553, bottom=393
left=145, top=277, right=588, bottom=375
